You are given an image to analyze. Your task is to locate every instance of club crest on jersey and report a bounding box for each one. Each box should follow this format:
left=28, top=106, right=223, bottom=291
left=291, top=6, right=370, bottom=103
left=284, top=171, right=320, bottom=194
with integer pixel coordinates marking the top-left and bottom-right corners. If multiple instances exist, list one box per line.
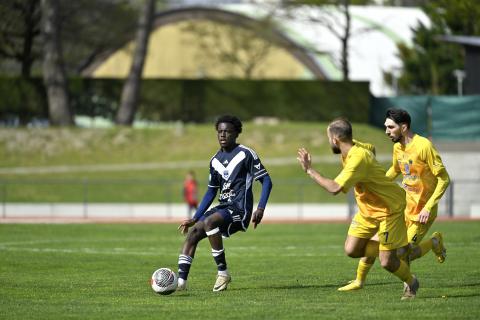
left=212, top=151, right=246, bottom=181
left=223, top=170, right=230, bottom=179
left=404, top=162, right=411, bottom=175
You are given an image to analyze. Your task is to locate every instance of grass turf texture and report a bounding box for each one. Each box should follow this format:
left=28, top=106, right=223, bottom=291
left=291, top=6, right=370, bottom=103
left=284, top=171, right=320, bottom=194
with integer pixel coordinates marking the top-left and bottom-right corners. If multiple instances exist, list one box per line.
left=0, top=122, right=392, bottom=204
left=1, top=221, right=479, bottom=319
left=0, top=123, right=392, bottom=167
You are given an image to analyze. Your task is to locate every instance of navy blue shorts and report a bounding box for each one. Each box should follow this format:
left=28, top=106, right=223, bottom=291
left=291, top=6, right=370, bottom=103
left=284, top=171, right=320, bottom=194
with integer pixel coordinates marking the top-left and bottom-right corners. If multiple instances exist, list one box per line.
left=199, top=204, right=250, bottom=237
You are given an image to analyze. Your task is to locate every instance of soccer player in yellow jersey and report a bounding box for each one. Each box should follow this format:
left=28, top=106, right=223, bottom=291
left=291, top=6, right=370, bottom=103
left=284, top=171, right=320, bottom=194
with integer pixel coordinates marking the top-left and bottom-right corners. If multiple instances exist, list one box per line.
left=297, top=118, right=419, bottom=299
left=338, top=108, right=449, bottom=292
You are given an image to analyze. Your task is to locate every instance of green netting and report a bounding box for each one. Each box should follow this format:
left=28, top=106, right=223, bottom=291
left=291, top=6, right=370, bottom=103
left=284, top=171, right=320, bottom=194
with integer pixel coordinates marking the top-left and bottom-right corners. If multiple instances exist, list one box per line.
left=369, top=96, right=430, bottom=137
left=431, top=96, right=480, bottom=141
left=370, top=95, right=480, bottom=141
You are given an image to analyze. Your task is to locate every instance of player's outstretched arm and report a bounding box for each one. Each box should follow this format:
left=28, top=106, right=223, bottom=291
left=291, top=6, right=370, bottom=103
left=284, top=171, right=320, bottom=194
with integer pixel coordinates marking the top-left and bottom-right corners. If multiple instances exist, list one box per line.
left=297, top=148, right=342, bottom=195
left=419, top=170, right=450, bottom=224
left=252, top=175, right=272, bottom=229
left=178, top=186, right=217, bottom=234
left=418, top=144, right=450, bottom=224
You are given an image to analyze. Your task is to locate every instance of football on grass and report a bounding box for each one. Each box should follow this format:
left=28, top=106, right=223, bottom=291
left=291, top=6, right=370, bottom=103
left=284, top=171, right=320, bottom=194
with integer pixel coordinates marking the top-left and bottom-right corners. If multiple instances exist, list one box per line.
left=151, top=268, right=178, bottom=295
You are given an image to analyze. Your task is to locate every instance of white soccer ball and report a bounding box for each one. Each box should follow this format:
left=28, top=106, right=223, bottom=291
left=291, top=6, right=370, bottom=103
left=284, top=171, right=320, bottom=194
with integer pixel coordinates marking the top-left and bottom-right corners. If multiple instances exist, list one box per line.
left=151, top=268, right=178, bottom=295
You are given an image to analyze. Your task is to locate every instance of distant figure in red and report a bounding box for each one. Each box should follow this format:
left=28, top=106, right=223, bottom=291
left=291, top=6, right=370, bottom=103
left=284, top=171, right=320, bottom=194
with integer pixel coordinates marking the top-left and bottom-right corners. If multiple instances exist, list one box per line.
left=183, top=171, right=198, bottom=217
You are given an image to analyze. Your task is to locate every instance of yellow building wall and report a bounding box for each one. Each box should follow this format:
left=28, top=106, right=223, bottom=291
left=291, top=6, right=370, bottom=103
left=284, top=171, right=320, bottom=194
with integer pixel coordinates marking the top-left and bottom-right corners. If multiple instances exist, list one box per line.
left=91, top=20, right=311, bottom=79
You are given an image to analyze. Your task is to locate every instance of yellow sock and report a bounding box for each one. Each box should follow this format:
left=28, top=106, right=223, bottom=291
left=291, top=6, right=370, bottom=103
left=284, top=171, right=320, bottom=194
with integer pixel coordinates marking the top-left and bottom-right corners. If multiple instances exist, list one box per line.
left=393, top=260, right=414, bottom=285
left=356, top=260, right=374, bottom=283
left=418, top=239, right=433, bottom=257
left=364, top=240, right=379, bottom=257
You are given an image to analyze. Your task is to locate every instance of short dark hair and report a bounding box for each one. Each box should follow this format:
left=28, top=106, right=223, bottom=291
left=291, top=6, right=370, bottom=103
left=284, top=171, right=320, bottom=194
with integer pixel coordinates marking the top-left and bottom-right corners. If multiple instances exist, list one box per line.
left=328, top=117, right=352, bottom=141
left=215, top=115, right=243, bottom=134
left=386, top=108, right=411, bottom=129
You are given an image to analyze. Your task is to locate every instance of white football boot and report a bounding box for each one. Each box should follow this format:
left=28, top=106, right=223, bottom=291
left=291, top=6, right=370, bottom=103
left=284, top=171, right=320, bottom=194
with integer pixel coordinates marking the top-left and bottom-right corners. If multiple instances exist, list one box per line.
left=176, top=278, right=187, bottom=291
left=213, top=273, right=231, bottom=292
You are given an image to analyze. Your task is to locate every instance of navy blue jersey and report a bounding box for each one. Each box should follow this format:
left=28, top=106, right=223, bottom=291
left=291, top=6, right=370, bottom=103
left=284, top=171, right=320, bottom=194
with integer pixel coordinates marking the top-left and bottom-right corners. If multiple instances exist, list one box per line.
left=208, top=144, right=268, bottom=214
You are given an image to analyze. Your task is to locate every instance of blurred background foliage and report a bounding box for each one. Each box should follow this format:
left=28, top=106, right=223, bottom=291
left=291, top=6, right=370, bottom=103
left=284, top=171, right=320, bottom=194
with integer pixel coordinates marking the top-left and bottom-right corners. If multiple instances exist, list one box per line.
left=0, top=78, right=370, bottom=125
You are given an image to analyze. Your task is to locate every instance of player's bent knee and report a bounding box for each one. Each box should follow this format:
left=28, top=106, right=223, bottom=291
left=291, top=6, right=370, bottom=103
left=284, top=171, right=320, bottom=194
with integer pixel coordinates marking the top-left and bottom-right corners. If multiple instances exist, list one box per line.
left=203, top=219, right=216, bottom=231
left=344, top=249, right=355, bottom=258
left=346, top=251, right=363, bottom=258
left=343, top=236, right=368, bottom=258
left=186, top=225, right=206, bottom=243
left=344, top=246, right=363, bottom=258
left=379, top=258, right=391, bottom=269
left=379, top=252, right=398, bottom=271
left=203, top=214, right=222, bottom=231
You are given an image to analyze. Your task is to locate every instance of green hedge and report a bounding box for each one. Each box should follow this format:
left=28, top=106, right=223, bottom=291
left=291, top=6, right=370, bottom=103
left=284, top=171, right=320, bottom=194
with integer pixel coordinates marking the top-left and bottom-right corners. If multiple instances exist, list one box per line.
left=0, top=77, right=370, bottom=124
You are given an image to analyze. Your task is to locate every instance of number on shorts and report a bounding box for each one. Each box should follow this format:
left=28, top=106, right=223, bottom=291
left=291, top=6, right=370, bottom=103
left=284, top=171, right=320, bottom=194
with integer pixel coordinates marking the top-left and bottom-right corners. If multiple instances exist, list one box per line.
left=411, top=234, right=418, bottom=243
left=383, top=231, right=389, bottom=243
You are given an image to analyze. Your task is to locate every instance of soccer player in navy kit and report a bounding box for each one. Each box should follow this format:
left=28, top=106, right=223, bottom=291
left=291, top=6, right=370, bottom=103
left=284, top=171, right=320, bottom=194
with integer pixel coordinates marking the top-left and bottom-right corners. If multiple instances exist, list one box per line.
left=176, top=115, right=273, bottom=292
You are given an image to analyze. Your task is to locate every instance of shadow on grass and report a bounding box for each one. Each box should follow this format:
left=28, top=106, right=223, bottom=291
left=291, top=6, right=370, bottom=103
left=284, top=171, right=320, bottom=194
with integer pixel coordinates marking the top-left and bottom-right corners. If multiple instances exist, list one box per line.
left=153, top=293, right=192, bottom=299
left=419, top=281, right=480, bottom=299
left=229, top=280, right=398, bottom=291
left=421, top=292, right=480, bottom=299
left=441, top=282, right=480, bottom=289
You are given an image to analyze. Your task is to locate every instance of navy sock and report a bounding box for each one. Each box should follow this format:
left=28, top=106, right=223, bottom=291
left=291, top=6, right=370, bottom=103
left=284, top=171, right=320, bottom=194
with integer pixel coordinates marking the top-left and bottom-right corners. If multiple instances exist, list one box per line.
left=178, top=254, right=193, bottom=280
left=212, top=248, right=227, bottom=271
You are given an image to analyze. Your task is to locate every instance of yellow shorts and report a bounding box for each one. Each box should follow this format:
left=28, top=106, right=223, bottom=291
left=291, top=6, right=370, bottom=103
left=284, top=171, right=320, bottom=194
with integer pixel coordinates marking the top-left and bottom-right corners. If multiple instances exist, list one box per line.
left=348, top=211, right=408, bottom=251
left=406, top=208, right=437, bottom=245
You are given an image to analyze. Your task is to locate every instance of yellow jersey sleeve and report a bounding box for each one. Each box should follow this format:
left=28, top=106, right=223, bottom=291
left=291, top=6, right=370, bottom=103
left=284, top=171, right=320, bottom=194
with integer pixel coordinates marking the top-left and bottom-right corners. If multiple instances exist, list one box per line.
left=386, top=144, right=401, bottom=180
left=386, top=166, right=400, bottom=181
left=420, top=140, right=450, bottom=212
left=334, top=148, right=367, bottom=192
left=421, top=140, right=447, bottom=177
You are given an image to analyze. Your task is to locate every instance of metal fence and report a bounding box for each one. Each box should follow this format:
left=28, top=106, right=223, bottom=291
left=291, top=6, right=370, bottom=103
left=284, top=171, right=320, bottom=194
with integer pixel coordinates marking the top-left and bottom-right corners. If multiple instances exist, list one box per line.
left=347, top=182, right=456, bottom=218
left=0, top=178, right=478, bottom=219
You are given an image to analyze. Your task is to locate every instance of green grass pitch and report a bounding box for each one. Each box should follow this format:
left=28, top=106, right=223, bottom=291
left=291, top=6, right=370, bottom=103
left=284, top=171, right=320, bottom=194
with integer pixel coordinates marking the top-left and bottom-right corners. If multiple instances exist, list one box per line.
left=1, top=221, right=479, bottom=319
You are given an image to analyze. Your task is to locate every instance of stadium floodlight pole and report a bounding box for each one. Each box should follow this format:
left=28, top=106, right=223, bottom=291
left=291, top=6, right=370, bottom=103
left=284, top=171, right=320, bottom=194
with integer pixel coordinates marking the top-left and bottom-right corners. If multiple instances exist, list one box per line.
left=453, top=69, right=466, bottom=96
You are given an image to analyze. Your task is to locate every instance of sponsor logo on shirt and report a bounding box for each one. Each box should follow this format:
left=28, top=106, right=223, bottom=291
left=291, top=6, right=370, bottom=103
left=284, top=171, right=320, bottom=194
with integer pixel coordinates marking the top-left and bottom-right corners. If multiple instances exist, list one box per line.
left=220, top=181, right=236, bottom=201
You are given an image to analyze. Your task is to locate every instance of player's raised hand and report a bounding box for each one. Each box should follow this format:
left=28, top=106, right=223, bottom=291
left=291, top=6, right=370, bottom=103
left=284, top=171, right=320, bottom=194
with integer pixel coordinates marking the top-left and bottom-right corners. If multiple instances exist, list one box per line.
left=418, top=208, right=430, bottom=224
left=252, top=208, right=264, bottom=229
left=178, top=218, right=196, bottom=235
left=297, top=147, right=312, bottom=172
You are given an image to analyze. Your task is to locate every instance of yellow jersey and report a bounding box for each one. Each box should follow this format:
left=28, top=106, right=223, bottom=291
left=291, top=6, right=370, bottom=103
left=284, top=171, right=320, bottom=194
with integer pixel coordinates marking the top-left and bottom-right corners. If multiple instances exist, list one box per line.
left=353, top=139, right=375, bottom=155
left=386, top=134, right=450, bottom=220
left=334, top=142, right=406, bottom=219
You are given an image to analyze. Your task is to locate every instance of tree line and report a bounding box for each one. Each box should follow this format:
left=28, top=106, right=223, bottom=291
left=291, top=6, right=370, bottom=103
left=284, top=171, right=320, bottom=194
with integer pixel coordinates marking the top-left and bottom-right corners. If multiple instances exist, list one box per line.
left=0, top=0, right=478, bottom=126
left=1, top=0, right=155, bottom=126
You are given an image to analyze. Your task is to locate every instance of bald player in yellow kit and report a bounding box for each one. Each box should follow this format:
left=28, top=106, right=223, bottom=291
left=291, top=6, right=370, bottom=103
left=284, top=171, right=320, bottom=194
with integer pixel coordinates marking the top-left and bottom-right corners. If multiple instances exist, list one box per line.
left=297, top=118, right=419, bottom=300
left=338, top=108, right=449, bottom=292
